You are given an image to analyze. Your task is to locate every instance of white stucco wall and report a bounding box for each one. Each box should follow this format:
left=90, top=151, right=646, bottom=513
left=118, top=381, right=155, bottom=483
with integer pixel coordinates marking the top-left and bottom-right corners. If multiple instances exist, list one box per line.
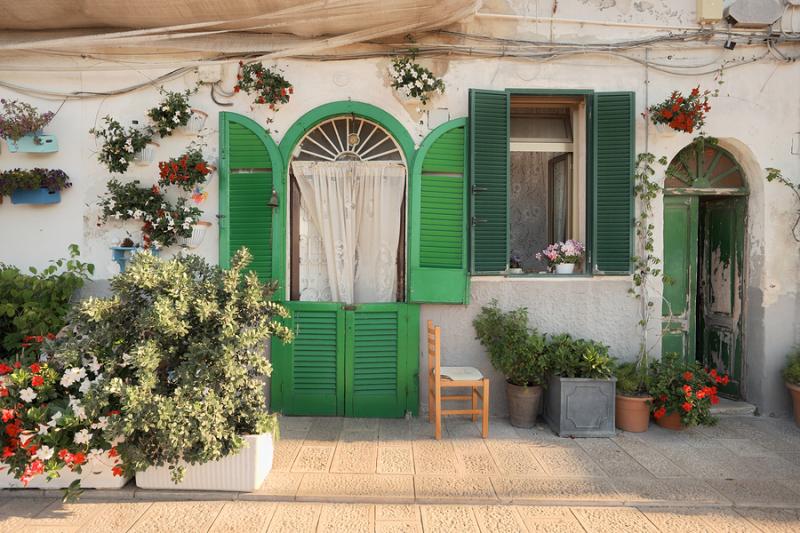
left=1, top=0, right=798, bottom=418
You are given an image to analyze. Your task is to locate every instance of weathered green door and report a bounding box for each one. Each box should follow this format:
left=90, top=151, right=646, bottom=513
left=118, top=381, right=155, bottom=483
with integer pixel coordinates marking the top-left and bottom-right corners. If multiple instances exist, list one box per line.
left=662, top=196, right=699, bottom=361
left=271, top=302, right=419, bottom=417
left=698, top=197, right=745, bottom=396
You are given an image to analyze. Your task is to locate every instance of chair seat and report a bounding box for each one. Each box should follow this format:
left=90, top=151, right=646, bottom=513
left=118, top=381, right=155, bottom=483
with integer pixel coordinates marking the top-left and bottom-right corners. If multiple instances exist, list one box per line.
left=440, top=366, right=484, bottom=382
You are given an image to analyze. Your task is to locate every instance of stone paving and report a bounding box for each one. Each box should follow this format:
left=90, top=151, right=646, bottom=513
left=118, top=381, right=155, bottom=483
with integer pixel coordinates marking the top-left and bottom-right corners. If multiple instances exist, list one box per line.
left=1, top=414, right=800, bottom=531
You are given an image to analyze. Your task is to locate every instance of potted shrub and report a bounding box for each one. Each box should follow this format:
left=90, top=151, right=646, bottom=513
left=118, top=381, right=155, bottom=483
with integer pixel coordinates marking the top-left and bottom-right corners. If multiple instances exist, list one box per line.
left=0, top=168, right=72, bottom=205
left=543, top=334, right=616, bottom=437
left=90, top=116, right=153, bottom=174
left=649, top=352, right=727, bottom=430
left=1, top=338, right=128, bottom=495
left=157, top=145, right=214, bottom=192
left=614, top=361, right=652, bottom=433
left=51, top=249, right=292, bottom=491
left=783, top=347, right=800, bottom=426
left=146, top=87, right=198, bottom=137
left=0, top=99, right=57, bottom=153
left=235, top=62, right=293, bottom=111
left=473, top=301, right=547, bottom=428
left=536, top=240, right=584, bottom=274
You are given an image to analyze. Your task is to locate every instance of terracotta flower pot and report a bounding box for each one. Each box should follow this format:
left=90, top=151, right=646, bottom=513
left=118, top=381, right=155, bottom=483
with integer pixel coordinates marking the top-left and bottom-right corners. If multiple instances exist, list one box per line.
left=506, top=382, right=543, bottom=428
left=655, top=411, right=685, bottom=431
left=615, top=394, right=652, bottom=432
left=787, top=383, right=800, bottom=427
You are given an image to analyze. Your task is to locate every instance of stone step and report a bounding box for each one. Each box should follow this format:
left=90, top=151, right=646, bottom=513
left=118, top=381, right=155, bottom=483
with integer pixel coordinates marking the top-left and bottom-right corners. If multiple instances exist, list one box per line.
left=711, top=397, right=757, bottom=416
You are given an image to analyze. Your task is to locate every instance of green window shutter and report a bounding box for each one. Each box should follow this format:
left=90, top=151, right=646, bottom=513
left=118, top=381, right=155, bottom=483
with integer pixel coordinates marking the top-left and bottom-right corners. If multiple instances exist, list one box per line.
left=408, top=119, right=469, bottom=303
left=271, top=302, right=345, bottom=416
left=593, top=92, right=635, bottom=274
left=469, top=89, right=509, bottom=274
left=346, top=304, right=411, bottom=418
left=219, top=112, right=284, bottom=283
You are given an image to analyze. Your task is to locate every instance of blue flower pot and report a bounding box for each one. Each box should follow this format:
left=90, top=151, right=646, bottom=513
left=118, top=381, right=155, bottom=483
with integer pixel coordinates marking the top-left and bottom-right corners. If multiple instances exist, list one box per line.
left=10, top=188, right=61, bottom=205
left=111, top=246, right=159, bottom=272
left=6, top=133, right=58, bottom=153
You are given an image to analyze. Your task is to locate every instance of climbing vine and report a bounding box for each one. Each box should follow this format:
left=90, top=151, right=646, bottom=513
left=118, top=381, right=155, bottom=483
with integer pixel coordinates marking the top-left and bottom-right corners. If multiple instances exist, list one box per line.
left=765, top=167, right=800, bottom=243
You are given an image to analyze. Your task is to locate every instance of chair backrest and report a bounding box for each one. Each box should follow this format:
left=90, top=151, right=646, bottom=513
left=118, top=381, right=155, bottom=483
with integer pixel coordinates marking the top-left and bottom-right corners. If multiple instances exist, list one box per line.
left=427, top=320, right=441, bottom=380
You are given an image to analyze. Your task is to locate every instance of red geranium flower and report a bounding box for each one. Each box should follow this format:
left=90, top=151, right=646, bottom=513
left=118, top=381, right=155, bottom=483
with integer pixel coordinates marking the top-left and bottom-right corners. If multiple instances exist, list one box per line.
left=682, top=384, right=692, bottom=397
left=0, top=388, right=8, bottom=397
left=112, top=466, right=124, bottom=477
left=31, top=375, right=44, bottom=387
left=108, top=447, right=119, bottom=458
left=682, top=401, right=693, bottom=412
left=654, top=406, right=667, bottom=419
left=710, top=395, right=720, bottom=405
left=29, top=363, right=41, bottom=373
left=13, top=362, right=21, bottom=369
left=2, top=408, right=15, bottom=423
left=0, top=363, right=12, bottom=375
left=682, top=371, right=693, bottom=381
left=2, top=446, right=14, bottom=458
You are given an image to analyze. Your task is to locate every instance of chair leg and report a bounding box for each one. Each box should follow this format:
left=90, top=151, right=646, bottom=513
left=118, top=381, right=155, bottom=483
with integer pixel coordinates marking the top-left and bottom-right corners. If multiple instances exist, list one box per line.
left=481, top=378, right=490, bottom=439
left=471, top=386, right=478, bottom=422
left=435, top=384, right=442, bottom=440
left=428, top=381, right=434, bottom=423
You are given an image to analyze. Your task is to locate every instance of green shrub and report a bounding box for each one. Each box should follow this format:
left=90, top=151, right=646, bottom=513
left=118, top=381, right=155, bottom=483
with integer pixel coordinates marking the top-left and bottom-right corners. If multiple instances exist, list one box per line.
left=546, top=333, right=614, bottom=379
left=615, top=361, right=650, bottom=396
left=0, top=244, right=93, bottom=351
left=473, top=301, right=547, bottom=386
left=51, top=249, right=293, bottom=482
left=784, top=346, right=800, bottom=385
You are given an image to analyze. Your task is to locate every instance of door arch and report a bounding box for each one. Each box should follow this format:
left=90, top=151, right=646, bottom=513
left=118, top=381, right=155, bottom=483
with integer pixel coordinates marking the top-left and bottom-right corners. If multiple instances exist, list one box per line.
left=662, top=140, right=748, bottom=397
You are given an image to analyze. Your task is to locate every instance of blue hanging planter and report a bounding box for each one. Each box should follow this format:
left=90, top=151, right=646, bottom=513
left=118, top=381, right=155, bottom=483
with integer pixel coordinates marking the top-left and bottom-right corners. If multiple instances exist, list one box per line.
left=6, top=133, right=59, bottom=153
left=10, top=188, right=61, bottom=205
left=111, top=246, right=160, bottom=272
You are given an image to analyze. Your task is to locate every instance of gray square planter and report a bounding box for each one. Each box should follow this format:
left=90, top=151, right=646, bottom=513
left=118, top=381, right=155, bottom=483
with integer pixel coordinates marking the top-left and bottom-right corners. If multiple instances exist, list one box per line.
left=544, top=375, right=616, bottom=437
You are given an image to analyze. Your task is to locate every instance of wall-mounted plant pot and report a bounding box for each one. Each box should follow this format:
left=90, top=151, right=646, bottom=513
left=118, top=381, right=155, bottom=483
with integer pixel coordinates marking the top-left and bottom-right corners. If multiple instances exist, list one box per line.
left=653, top=122, right=677, bottom=137
left=184, top=109, right=208, bottom=134
left=544, top=374, right=616, bottom=437
left=111, top=246, right=159, bottom=272
left=179, top=221, right=212, bottom=249
left=6, top=133, right=58, bottom=153
left=10, top=188, right=61, bottom=205
left=134, top=142, right=158, bottom=165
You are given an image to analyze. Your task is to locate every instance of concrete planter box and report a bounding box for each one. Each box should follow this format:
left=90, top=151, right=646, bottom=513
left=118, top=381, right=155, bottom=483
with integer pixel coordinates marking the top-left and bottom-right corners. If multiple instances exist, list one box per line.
left=544, top=375, right=616, bottom=437
left=135, top=433, right=273, bottom=492
left=0, top=457, right=130, bottom=489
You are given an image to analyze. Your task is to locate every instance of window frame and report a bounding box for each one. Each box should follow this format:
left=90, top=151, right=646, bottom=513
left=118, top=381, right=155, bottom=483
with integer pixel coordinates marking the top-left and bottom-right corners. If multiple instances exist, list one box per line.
left=494, top=88, right=595, bottom=278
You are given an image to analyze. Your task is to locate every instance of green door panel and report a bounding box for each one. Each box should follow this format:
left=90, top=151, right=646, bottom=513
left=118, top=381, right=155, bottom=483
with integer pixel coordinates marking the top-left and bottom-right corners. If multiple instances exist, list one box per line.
left=698, top=197, right=745, bottom=396
left=219, top=112, right=284, bottom=285
left=469, top=89, right=509, bottom=274
left=272, top=302, right=419, bottom=417
left=409, top=119, right=469, bottom=303
left=662, top=196, right=699, bottom=362
left=271, top=302, right=345, bottom=416
left=593, top=92, right=635, bottom=274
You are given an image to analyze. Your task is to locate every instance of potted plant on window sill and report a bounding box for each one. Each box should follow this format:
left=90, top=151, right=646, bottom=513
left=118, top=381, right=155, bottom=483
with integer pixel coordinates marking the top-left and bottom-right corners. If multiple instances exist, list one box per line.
left=614, top=361, right=652, bottom=432
left=508, top=254, right=524, bottom=275
left=0, top=99, right=58, bottom=153
left=536, top=240, right=584, bottom=274
left=543, top=334, right=616, bottom=437
left=473, top=301, right=547, bottom=428
left=649, top=352, right=727, bottom=431
left=0, top=168, right=72, bottom=205
left=782, top=347, right=800, bottom=427
left=51, top=250, right=293, bottom=492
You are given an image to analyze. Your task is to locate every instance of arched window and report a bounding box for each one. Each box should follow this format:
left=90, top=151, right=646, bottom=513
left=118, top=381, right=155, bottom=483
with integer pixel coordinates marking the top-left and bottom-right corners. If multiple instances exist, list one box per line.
left=293, top=116, right=404, bottom=163
left=665, top=142, right=746, bottom=192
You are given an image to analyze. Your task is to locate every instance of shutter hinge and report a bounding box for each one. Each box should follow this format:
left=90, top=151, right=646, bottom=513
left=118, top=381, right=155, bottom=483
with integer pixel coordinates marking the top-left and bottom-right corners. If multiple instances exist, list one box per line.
left=216, top=214, right=226, bottom=219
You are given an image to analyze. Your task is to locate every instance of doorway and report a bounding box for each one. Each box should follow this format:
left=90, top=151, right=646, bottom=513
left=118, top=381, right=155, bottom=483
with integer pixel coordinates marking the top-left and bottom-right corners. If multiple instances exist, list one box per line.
left=662, top=142, right=748, bottom=397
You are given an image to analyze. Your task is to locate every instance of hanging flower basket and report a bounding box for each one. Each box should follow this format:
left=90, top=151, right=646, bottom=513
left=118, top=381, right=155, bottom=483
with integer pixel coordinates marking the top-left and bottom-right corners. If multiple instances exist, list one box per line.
left=0, top=99, right=56, bottom=153
left=147, top=88, right=198, bottom=138
left=185, top=109, right=208, bottom=134
left=388, top=55, right=445, bottom=106
left=179, top=221, right=212, bottom=249
left=0, top=168, right=71, bottom=205
left=134, top=142, right=159, bottom=166
left=647, top=86, right=715, bottom=134
left=235, top=62, right=293, bottom=112
left=90, top=116, right=153, bottom=174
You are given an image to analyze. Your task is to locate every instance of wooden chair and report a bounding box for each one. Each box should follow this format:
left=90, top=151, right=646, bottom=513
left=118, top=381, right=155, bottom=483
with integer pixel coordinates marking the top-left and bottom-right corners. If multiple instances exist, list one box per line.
left=427, top=320, right=489, bottom=440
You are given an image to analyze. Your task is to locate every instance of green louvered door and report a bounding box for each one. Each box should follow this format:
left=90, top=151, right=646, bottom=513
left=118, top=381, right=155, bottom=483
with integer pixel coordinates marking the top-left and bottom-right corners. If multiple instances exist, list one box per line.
left=469, top=90, right=509, bottom=274
left=272, top=302, right=418, bottom=417
left=409, top=118, right=469, bottom=303
left=593, top=92, right=635, bottom=274
left=219, top=112, right=283, bottom=282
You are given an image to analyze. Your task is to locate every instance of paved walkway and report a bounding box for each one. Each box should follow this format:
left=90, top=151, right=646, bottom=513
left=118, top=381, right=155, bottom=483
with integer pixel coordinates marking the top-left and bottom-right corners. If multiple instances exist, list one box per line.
left=2, top=414, right=800, bottom=531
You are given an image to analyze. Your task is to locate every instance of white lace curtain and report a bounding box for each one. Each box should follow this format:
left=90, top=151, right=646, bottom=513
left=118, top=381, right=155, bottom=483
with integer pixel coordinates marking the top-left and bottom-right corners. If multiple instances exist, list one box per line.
left=292, top=161, right=406, bottom=304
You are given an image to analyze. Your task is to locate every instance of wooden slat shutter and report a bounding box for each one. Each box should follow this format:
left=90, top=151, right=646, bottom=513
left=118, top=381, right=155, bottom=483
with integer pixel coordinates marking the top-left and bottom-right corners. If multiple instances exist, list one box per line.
left=219, top=112, right=283, bottom=282
left=593, top=92, right=635, bottom=274
left=408, top=119, right=469, bottom=303
left=346, top=304, right=411, bottom=418
left=271, top=302, right=345, bottom=416
left=469, top=90, right=509, bottom=274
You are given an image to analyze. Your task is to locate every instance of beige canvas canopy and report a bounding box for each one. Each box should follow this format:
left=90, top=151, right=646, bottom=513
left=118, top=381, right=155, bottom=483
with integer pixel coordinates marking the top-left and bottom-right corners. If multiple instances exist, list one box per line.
left=0, top=0, right=480, bottom=67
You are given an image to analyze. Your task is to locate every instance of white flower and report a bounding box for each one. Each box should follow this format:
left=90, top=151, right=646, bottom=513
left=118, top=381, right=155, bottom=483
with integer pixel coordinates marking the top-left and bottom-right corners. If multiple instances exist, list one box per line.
left=74, top=429, right=92, bottom=445
left=119, top=157, right=126, bottom=164
left=111, top=435, right=126, bottom=446
left=60, top=367, right=86, bottom=388
left=172, top=115, right=181, bottom=124
left=20, top=387, right=37, bottom=403
left=69, top=397, right=87, bottom=420
left=35, top=445, right=54, bottom=461
left=91, top=416, right=108, bottom=431
left=161, top=105, right=169, bottom=112
left=79, top=378, right=91, bottom=394
left=48, top=411, right=63, bottom=427
left=37, top=423, right=50, bottom=436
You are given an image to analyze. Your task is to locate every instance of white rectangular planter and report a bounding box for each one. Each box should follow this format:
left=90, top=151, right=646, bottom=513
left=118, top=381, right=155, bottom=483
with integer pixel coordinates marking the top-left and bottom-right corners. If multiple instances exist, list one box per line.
left=135, top=433, right=273, bottom=492
left=0, top=457, right=130, bottom=489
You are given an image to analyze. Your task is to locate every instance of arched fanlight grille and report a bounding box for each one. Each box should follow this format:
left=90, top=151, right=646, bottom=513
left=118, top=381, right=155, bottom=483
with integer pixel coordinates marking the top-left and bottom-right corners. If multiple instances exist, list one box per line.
left=666, top=143, right=746, bottom=190
left=293, top=117, right=404, bottom=163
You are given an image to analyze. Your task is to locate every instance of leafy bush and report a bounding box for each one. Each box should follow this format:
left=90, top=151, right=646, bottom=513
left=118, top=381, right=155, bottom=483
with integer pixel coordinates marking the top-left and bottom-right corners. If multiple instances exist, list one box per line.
left=649, top=352, right=727, bottom=427
left=784, top=346, right=800, bottom=385
left=51, top=249, right=292, bottom=482
left=546, top=334, right=614, bottom=379
left=615, top=361, right=650, bottom=396
left=473, top=301, right=547, bottom=386
left=0, top=245, right=93, bottom=351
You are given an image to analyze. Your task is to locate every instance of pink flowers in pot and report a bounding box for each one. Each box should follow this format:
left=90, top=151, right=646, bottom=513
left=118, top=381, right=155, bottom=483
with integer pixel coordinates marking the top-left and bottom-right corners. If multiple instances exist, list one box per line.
left=536, top=240, right=585, bottom=268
